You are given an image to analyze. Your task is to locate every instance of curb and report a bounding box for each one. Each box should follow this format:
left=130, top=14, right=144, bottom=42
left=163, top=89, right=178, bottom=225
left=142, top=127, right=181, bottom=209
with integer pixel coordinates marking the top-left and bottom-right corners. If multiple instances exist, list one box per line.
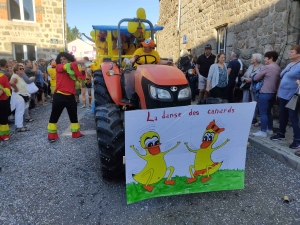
left=248, top=136, right=300, bottom=173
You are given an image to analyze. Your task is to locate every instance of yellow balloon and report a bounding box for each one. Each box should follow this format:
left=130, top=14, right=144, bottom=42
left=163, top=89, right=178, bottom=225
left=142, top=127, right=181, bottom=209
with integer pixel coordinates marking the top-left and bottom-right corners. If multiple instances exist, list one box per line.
left=127, top=22, right=138, bottom=33
left=136, top=8, right=146, bottom=19
left=90, top=30, right=96, bottom=38
left=144, top=31, right=151, bottom=39
left=141, top=23, right=145, bottom=31
left=133, top=31, right=141, bottom=38
left=113, top=30, right=118, bottom=38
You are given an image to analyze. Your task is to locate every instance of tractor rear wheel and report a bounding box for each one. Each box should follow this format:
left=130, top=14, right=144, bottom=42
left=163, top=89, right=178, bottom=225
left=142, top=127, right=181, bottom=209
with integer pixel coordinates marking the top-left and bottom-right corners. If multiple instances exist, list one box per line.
left=95, top=104, right=125, bottom=178
left=93, top=70, right=113, bottom=106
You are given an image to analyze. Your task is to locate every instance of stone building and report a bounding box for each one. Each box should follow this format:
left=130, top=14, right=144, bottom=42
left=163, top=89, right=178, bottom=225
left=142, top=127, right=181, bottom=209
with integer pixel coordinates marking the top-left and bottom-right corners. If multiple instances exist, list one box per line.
left=0, top=0, right=67, bottom=62
left=156, top=0, right=300, bottom=67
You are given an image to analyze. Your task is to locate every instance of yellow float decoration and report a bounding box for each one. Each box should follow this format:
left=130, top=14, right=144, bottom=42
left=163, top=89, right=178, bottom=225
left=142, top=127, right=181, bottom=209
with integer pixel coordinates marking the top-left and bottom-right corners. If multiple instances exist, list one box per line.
left=127, top=21, right=138, bottom=33
left=144, top=31, right=151, bottom=39
left=136, top=8, right=146, bottom=19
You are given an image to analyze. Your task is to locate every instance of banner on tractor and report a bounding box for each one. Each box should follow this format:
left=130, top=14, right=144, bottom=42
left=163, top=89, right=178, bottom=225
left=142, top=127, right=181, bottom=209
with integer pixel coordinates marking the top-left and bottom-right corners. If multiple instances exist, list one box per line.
left=125, top=102, right=256, bottom=204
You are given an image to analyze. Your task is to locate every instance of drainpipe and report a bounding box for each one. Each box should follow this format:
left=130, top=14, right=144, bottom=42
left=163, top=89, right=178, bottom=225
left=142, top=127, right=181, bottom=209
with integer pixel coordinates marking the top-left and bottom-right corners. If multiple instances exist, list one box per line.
left=177, top=0, right=181, bottom=59
left=62, top=0, right=66, bottom=51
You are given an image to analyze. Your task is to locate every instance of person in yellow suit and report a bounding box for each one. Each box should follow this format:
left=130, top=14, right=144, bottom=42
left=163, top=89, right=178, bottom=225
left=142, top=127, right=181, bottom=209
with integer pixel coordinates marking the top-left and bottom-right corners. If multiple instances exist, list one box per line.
left=47, top=61, right=56, bottom=103
left=121, top=39, right=171, bottom=103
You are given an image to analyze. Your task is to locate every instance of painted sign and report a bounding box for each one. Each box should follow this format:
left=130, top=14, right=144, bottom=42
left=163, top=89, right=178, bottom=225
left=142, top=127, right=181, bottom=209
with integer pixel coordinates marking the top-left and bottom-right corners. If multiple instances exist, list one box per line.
left=125, top=103, right=256, bottom=204
left=50, top=38, right=58, bottom=44
left=183, top=35, right=188, bottom=44
left=72, top=46, right=76, bottom=52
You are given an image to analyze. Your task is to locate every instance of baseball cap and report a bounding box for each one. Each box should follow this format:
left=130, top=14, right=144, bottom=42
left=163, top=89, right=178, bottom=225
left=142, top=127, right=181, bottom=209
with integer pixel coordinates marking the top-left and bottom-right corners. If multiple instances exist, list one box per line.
left=205, top=44, right=212, bottom=50
left=141, top=38, right=155, bottom=48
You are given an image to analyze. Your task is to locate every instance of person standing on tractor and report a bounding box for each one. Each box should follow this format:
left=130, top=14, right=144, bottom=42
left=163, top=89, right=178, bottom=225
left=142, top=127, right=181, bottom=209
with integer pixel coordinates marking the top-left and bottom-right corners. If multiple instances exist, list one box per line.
left=47, top=52, right=85, bottom=142
left=121, top=38, right=170, bottom=103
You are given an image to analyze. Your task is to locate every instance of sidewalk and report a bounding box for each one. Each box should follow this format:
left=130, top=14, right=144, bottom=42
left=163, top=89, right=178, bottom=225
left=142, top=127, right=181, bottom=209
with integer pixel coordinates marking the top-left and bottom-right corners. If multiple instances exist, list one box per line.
left=249, top=119, right=300, bottom=172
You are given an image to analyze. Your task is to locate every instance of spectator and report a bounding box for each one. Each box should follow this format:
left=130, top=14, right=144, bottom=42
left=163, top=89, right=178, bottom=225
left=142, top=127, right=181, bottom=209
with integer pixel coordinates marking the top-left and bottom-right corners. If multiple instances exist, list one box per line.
left=227, top=50, right=241, bottom=103
left=195, top=44, right=216, bottom=101
left=270, top=45, right=300, bottom=150
left=39, top=59, right=50, bottom=99
left=206, top=53, right=228, bottom=100
left=252, top=51, right=280, bottom=138
left=0, top=59, right=11, bottom=80
left=187, top=55, right=197, bottom=101
left=24, top=60, right=38, bottom=108
left=47, top=61, right=57, bottom=103
left=0, top=68, right=11, bottom=141
left=21, top=72, right=35, bottom=122
left=35, top=69, right=46, bottom=106
left=240, top=53, right=264, bottom=124
left=9, top=63, right=30, bottom=132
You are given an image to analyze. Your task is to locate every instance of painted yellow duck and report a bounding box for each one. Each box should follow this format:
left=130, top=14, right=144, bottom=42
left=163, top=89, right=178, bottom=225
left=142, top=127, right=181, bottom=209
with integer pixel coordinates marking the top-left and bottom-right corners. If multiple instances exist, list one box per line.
left=130, top=131, right=180, bottom=192
left=184, top=120, right=229, bottom=183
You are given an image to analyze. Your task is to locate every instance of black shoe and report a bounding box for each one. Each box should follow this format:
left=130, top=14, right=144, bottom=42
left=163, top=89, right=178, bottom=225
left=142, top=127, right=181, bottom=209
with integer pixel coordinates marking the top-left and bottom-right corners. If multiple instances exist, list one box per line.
left=289, top=141, right=300, bottom=149
left=252, top=118, right=258, bottom=124
left=270, top=133, right=285, bottom=141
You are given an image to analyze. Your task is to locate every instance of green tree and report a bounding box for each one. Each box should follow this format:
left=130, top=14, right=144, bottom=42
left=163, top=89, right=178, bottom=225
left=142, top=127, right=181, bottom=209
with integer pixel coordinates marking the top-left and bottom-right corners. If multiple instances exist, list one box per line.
left=67, top=23, right=82, bottom=42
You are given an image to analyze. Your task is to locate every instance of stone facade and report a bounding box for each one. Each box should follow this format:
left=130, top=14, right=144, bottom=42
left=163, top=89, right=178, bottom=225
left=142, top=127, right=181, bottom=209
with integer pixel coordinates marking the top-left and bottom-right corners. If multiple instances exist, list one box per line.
left=157, top=0, right=300, bottom=68
left=0, top=0, right=66, bottom=61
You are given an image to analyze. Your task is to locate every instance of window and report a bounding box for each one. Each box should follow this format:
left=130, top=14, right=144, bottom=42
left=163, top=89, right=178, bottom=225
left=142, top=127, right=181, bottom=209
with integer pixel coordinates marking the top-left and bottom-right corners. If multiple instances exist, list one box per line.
left=9, top=0, right=35, bottom=22
left=13, top=44, right=37, bottom=62
left=217, top=26, right=227, bottom=53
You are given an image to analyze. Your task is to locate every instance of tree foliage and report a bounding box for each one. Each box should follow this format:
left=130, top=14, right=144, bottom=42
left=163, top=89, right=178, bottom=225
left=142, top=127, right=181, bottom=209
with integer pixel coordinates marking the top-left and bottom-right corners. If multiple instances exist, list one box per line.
left=67, top=23, right=81, bottom=42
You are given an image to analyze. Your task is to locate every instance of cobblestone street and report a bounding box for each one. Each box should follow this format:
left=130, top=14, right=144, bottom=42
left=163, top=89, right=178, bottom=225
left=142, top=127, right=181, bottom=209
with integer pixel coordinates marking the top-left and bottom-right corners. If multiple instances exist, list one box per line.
left=0, top=103, right=300, bottom=224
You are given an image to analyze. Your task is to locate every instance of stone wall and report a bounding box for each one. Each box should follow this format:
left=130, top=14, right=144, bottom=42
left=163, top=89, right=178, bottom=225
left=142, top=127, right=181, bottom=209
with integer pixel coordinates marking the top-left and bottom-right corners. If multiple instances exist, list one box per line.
left=0, top=0, right=66, bottom=61
left=157, top=0, right=300, bottom=68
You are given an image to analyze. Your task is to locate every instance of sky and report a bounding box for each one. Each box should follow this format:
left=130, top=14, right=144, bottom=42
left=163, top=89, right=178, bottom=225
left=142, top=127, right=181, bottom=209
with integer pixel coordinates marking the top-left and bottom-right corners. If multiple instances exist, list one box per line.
left=66, top=0, right=160, bottom=42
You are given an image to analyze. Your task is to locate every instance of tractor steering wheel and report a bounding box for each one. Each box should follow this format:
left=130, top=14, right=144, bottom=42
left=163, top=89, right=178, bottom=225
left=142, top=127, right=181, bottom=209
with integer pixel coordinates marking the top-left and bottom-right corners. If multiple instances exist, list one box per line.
left=135, top=54, right=157, bottom=65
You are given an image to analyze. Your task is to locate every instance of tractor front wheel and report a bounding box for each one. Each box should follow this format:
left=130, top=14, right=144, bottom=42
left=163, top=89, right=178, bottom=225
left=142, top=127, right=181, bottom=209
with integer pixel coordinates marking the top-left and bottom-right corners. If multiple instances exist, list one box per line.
left=93, top=70, right=113, bottom=106
left=95, top=104, right=125, bottom=178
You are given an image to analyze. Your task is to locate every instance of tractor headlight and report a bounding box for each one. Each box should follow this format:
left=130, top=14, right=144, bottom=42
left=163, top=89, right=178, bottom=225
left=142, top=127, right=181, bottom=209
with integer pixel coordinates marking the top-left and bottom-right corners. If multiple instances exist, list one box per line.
left=178, top=87, right=191, bottom=99
left=149, top=85, right=171, bottom=99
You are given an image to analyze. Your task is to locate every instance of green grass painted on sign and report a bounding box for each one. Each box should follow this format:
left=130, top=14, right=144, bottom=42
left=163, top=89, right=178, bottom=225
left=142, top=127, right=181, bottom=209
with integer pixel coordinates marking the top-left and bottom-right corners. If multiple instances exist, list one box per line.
left=126, top=170, right=244, bottom=204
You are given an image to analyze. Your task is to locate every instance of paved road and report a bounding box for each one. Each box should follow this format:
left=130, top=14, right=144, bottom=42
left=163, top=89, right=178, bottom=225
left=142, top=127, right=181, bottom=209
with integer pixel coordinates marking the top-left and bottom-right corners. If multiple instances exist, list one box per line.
left=1, top=103, right=300, bottom=224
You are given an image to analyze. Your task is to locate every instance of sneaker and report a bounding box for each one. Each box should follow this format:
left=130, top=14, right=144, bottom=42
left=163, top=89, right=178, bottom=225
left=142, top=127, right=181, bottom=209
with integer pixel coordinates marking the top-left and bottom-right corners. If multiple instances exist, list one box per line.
left=252, top=131, right=267, bottom=137
left=289, top=141, right=300, bottom=149
left=270, top=133, right=285, bottom=141
left=267, top=129, right=274, bottom=135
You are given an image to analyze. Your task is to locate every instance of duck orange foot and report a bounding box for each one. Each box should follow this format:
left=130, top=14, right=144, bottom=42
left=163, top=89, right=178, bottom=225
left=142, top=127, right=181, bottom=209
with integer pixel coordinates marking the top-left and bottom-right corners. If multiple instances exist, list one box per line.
left=186, top=178, right=197, bottom=184
left=201, top=177, right=211, bottom=183
left=164, top=180, right=175, bottom=185
left=143, top=185, right=155, bottom=192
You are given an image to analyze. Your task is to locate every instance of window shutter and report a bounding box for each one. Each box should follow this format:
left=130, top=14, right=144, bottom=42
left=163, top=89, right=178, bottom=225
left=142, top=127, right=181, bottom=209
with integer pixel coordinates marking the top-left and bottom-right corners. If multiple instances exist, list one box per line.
left=35, top=0, right=43, bottom=23
left=0, top=0, right=8, bottom=20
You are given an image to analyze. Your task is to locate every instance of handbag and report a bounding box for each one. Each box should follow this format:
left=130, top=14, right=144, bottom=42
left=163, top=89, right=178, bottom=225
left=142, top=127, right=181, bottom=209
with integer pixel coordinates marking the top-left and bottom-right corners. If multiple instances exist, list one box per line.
left=26, top=82, right=39, bottom=94
left=240, top=82, right=251, bottom=90
left=19, top=94, right=30, bottom=102
left=286, top=87, right=300, bottom=110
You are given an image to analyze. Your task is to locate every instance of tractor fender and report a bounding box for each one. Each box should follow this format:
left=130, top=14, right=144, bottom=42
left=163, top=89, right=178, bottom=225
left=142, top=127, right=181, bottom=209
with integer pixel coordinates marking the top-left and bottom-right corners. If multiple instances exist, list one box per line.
left=101, top=62, right=123, bottom=105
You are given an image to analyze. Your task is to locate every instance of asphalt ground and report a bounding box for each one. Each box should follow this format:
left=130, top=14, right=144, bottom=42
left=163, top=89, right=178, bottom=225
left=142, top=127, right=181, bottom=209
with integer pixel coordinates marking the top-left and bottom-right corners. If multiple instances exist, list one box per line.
left=1, top=99, right=300, bottom=225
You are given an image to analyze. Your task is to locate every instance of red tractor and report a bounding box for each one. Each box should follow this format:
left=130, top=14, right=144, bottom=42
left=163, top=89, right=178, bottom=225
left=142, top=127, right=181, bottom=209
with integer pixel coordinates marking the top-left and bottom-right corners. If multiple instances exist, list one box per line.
left=92, top=18, right=191, bottom=178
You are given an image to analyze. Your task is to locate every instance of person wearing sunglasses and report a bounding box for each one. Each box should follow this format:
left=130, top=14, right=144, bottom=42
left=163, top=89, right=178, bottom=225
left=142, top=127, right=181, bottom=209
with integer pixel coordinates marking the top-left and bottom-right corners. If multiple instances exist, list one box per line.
left=9, top=64, right=31, bottom=132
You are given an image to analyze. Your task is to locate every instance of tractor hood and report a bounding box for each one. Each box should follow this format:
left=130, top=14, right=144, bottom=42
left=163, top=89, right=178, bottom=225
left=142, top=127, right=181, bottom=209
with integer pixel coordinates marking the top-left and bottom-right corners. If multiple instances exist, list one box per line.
left=136, top=65, right=188, bottom=86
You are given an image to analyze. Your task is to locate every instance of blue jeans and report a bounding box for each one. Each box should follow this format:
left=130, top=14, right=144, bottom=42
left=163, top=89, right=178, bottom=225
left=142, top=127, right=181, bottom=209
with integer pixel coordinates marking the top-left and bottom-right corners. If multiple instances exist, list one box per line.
left=278, top=98, right=300, bottom=141
left=258, top=93, right=276, bottom=132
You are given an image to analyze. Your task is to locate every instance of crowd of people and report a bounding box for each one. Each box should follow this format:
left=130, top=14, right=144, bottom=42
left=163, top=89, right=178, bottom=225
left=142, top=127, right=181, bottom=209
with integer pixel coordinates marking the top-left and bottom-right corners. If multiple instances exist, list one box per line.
left=180, top=44, right=300, bottom=153
left=1, top=41, right=300, bottom=154
left=0, top=55, right=93, bottom=142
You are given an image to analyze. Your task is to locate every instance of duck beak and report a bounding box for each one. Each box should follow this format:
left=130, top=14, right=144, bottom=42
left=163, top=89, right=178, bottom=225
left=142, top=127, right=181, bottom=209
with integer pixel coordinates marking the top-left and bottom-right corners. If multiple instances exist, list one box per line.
left=147, top=144, right=161, bottom=155
left=201, top=141, right=212, bottom=149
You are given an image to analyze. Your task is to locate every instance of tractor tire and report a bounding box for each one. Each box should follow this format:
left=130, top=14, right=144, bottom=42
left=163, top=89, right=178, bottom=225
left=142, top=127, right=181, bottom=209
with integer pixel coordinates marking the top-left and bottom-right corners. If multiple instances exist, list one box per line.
left=95, top=104, right=125, bottom=179
left=93, top=70, right=113, bottom=106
